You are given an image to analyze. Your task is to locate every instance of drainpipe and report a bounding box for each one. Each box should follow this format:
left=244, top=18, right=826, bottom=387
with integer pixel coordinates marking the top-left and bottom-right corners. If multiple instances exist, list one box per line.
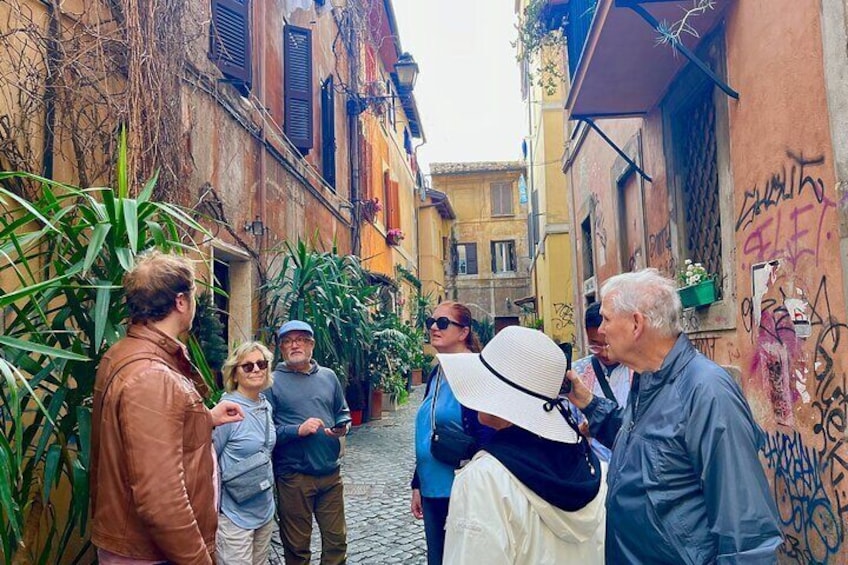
left=348, top=17, right=362, bottom=256
left=256, top=0, right=268, bottom=336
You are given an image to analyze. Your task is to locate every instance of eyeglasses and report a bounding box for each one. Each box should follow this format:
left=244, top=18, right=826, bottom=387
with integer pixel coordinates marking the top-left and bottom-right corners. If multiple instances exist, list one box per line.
left=425, top=316, right=465, bottom=330
left=588, top=344, right=608, bottom=354
left=280, top=336, right=314, bottom=347
left=239, top=360, right=269, bottom=373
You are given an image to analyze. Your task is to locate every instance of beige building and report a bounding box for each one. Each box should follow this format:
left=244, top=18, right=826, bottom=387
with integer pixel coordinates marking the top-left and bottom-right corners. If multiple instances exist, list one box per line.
left=417, top=189, right=456, bottom=303
left=430, top=161, right=532, bottom=331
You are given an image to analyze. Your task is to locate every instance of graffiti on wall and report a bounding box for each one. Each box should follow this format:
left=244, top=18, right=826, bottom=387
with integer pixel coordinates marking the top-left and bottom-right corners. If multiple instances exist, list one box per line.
left=764, top=431, right=844, bottom=564
left=589, top=193, right=608, bottom=265
left=736, top=150, right=847, bottom=561
left=736, top=151, right=836, bottom=271
left=552, top=302, right=574, bottom=332
left=647, top=223, right=675, bottom=276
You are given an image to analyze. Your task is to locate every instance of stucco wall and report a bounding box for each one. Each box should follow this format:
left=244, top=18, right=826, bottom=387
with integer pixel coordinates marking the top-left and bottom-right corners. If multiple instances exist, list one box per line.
left=566, top=1, right=848, bottom=560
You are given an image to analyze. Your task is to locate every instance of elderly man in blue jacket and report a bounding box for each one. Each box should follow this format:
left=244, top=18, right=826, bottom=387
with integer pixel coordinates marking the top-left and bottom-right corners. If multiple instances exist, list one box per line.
left=565, top=268, right=783, bottom=564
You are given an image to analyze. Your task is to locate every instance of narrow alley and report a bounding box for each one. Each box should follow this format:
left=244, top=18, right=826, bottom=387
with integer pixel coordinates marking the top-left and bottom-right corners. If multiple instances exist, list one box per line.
left=270, top=387, right=427, bottom=564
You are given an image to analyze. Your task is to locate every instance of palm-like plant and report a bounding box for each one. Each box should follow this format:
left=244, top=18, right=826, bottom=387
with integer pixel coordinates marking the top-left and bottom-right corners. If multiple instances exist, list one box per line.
left=261, top=238, right=377, bottom=388
left=0, top=131, right=209, bottom=563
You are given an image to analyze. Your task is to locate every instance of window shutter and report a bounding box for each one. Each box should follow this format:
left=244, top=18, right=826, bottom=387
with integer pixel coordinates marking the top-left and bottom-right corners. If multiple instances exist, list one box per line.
left=451, top=243, right=458, bottom=275
left=509, top=241, right=516, bottom=271
left=490, top=241, right=497, bottom=273
left=321, top=76, right=336, bottom=189
left=390, top=180, right=401, bottom=230
left=284, top=25, right=313, bottom=154
left=210, top=0, right=252, bottom=89
left=382, top=171, right=391, bottom=224
left=467, top=244, right=478, bottom=275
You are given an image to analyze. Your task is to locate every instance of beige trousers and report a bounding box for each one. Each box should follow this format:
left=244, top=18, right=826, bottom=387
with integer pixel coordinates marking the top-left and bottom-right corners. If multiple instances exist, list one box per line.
left=216, top=513, right=275, bottom=565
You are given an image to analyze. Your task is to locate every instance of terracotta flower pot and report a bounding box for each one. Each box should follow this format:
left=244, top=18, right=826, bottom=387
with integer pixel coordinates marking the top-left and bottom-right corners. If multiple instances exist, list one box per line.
left=411, top=368, right=423, bottom=386
left=370, top=388, right=383, bottom=420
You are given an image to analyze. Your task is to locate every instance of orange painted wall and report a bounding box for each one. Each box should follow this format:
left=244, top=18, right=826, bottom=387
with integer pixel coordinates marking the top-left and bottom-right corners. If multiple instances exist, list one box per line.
left=567, top=1, right=848, bottom=561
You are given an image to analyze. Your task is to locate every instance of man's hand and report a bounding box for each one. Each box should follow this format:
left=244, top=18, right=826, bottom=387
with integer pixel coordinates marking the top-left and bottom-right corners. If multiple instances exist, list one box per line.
left=297, top=417, right=325, bottom=437
left=210, top=401, right=244, bottom=426
left=564, top=369, right=594, bottom=410
left=411, top=488, right=423, bottom=519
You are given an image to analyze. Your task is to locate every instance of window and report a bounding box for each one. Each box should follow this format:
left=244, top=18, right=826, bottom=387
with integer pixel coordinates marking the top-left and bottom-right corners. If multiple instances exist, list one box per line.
left=321, top=76, right=336, bottom=189
left=491, top=241, right=517, bottom=273
left=453, top=243, right=478, bottom=275
left=210, top=0, right=251, bottom=93
left=581, top=215, right=595, bottom=298
left=665, top=38, right=724, bottom=291
left=491, top=182, right=514, bottom=216
left=284, top=25, right=313, bottom=154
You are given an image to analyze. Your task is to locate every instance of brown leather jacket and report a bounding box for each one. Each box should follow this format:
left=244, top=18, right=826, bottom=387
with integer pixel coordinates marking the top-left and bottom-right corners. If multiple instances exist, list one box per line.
left=90, top=323, right=216, bottom=564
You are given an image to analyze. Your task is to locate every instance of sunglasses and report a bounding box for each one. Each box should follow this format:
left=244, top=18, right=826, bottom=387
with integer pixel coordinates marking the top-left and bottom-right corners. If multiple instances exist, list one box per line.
left=239, top=359, right=269, bottom=373
left=426, top=316, right=465, bottom=330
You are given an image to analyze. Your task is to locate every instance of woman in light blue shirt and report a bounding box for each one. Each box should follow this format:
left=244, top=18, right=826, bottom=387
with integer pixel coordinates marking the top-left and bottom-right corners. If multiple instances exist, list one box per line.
left=213, top=341, right=276, bottom=564
left=410, top=302, right=491, bottom=565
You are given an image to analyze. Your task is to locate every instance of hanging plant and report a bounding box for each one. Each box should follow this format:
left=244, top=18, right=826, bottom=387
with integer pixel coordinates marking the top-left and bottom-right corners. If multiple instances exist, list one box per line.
left=514, top=0, right=569, bottom=95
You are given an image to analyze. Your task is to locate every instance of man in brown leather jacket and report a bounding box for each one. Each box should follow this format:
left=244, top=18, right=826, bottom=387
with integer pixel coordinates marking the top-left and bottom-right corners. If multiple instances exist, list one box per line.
left=90, top=250, right=244, bottom=564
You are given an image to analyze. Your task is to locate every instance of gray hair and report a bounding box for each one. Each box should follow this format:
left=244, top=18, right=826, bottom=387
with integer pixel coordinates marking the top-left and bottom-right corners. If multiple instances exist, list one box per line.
left=600, top=269, right=683, bottom=337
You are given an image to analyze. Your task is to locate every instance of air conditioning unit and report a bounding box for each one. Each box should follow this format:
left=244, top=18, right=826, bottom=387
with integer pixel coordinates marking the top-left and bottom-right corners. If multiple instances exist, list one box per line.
left=583, top=276, right=596, bottom=296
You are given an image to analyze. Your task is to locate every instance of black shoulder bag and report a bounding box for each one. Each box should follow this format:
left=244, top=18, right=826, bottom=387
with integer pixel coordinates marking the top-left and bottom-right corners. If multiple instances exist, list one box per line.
left=429, top=368, right=477, bottom=468
left=590, top=356, right=616, bottom=401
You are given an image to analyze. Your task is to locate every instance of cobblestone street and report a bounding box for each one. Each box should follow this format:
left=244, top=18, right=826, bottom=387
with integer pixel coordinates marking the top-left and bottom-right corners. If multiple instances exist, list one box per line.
left=270, top=386, right=427, bottom=564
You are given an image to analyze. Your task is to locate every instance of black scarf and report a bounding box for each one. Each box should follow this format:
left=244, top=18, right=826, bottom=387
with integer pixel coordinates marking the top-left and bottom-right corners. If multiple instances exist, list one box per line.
left=484, top=426, right=601, bottom=512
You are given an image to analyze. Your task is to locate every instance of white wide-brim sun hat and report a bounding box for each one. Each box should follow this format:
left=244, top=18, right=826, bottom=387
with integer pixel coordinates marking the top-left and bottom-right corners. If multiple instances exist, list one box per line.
left=438, top=325, right=579, bottom=444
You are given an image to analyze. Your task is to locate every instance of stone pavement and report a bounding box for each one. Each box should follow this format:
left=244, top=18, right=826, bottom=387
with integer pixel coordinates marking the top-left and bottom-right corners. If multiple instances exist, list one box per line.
left=269, top=385, right=427, bottom=564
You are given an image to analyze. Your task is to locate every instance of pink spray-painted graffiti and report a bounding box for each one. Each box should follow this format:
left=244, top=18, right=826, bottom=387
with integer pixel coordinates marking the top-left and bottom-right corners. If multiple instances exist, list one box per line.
left=736, top=151, right=836, bottom=272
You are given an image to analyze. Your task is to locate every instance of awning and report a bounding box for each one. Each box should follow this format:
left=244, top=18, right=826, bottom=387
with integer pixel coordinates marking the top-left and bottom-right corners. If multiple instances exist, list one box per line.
left=513, top=295, right=537, bottom=312
left=567, top=0, right=734, bottom=119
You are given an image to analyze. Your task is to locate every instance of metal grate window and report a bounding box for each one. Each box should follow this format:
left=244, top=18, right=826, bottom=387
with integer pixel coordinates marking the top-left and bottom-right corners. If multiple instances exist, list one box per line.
left=674, top=83, right=723, bottom=288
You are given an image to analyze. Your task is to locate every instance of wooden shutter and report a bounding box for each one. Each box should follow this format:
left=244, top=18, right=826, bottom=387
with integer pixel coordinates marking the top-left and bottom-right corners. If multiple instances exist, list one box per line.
left=509, top=241, right=516, bottom=271
left=321, top=76, right=336, bottom=189
left=382, top=171, right=391, bottom=224
left=284, top=25, right=313, bottom=154
left=389, top=180, right=401, bottom=230
left=490, top=241, right=497, bottom=273
left=466, top=244, right=478, bottom=275
left=210, top=0, right=251, bottom=88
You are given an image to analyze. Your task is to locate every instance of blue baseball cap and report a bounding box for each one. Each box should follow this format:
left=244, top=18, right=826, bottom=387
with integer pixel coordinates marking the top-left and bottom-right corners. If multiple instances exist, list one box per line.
left=277, top=320, right=314, bottom=338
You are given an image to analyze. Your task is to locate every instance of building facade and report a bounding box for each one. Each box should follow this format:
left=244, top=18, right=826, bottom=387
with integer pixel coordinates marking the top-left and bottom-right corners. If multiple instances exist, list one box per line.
left=0, top=0, right=425, bottom=340
left=549, top=0, right=848, bottom=560
left=431, top=161, right=532, bottom=331
left=516, top=0, right=577, bottom=346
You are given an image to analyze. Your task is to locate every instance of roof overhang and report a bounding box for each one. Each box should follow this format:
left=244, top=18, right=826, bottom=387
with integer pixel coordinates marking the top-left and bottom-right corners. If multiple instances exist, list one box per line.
left=425, top=189, right=456, bottom=220
left=566, top=0, right=733, bottom=119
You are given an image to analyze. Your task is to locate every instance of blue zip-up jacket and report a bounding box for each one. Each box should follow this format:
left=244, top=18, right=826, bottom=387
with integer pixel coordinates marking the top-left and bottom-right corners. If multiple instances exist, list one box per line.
left=584, top=334, right=783, bottom=564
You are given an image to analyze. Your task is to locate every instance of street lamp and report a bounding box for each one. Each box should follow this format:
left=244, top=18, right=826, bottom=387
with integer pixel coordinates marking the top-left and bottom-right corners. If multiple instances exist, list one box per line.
left=346, top=52, right=420, bottom=116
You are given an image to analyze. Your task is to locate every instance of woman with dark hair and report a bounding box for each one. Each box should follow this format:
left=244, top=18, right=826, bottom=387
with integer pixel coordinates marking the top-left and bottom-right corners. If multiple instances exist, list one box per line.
left=410, top=301, right=491, bottom=565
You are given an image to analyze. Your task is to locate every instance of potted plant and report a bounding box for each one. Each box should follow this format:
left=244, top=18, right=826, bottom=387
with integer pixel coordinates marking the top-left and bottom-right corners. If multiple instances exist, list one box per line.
left=386, top=228, right=405, bottom=246
left=676, top=259, right=717, bottom=309
left=345, top=381, right=366, bottom=426
left=359, top=197, right=382, bottom=224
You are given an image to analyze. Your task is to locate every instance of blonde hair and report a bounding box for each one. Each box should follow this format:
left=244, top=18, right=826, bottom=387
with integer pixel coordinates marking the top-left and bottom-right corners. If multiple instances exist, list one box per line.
left=221, top=341, right=274, bottom=392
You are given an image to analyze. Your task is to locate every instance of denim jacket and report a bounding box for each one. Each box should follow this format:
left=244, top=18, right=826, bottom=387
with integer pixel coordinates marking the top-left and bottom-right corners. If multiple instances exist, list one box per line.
left=584, top=334, right=783, bottom=564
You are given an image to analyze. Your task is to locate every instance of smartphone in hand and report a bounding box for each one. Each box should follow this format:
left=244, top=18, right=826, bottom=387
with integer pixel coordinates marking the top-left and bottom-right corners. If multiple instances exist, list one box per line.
left=560, top=343, right=573, bottom=395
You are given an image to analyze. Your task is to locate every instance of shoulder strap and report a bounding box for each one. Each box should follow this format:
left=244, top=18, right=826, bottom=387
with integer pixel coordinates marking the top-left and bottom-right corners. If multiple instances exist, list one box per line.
left=429, top=367, right=443, bottom=430
left=95, top=353, right=161, bottom=417
left=591, top=356, right=616, bottom=401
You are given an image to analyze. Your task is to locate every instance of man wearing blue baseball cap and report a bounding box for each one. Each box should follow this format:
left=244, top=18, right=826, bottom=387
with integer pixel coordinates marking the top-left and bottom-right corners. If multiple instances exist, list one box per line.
left=264, top=320, right=351, bottom=565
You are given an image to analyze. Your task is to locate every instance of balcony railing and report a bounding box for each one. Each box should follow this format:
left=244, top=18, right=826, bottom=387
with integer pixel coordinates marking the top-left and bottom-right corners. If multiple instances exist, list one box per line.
left=566, top=0, right=598, bottom=78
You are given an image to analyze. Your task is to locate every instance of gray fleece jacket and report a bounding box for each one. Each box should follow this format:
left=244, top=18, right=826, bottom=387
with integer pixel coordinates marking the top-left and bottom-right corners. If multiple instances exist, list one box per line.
left=265, top=360, right=350, bottom=477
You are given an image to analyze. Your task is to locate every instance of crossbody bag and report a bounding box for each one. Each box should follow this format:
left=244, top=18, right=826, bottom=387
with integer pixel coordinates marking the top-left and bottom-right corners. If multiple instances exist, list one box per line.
left=429, top=368, right=476, bottom=468
left=221, top=405, right=274, bottom=504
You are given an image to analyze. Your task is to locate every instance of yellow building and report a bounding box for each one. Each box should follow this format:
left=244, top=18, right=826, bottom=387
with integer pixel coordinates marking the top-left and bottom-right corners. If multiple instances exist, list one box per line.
left=516, top=0, right=577, bottom=347
left=417, top=189, right=456, bottom=303
left=430, top=162, right=532, bottom=332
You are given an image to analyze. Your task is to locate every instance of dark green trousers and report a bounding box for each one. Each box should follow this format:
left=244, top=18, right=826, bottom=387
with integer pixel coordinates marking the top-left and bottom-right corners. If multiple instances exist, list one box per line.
left=276, top=470, right=347, bottom=565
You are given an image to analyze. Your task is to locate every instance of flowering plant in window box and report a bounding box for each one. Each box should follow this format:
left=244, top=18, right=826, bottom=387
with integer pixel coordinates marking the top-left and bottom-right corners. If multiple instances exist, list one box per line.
left=676, top=260, right=717, bottom=309
left=386, top=228, right=405, bottom=246
left=359, top=197, right=382, bottom=224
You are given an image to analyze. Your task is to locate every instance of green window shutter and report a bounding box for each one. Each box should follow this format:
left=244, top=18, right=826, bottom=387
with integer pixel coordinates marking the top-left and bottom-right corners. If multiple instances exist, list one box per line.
left=210, top=0, right=252, bottom=91
left=321, top=76, right=336, bottom=188
left=284, top=25, right=313, bottom=154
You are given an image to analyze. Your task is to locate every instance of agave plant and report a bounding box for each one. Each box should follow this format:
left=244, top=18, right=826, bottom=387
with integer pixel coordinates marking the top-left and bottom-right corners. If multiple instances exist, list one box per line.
left=261, top=238, right=377, bottom=389
left=0, top=131, right=210, bottom=563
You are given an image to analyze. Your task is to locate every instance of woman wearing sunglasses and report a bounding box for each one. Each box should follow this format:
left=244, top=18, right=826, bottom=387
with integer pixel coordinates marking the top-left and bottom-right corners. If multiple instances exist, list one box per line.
left=410, top=302, right=493, bottom=565
left=213, top=342, right=277, bottom=564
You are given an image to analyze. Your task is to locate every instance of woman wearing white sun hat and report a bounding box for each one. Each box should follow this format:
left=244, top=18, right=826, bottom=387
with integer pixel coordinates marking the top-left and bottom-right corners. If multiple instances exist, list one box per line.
left=439, top=326, right=606, bottom=564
